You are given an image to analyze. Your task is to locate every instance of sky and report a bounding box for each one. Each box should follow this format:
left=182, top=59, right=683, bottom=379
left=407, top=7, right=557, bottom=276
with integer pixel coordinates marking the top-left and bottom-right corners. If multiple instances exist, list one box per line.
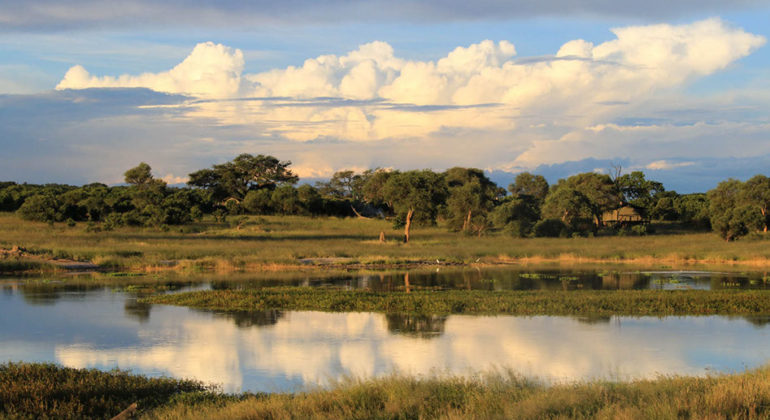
left=1, top=1, right=769, bottom=192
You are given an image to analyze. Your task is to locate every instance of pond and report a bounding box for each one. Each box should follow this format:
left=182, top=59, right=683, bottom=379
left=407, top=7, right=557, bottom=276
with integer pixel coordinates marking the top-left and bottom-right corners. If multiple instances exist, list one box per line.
left=2, top=268, right=770, bottom=393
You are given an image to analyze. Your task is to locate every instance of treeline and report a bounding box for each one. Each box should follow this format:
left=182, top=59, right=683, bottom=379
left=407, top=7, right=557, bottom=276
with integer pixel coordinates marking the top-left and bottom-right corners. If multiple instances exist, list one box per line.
left=1, top=154, right=768, bottom=241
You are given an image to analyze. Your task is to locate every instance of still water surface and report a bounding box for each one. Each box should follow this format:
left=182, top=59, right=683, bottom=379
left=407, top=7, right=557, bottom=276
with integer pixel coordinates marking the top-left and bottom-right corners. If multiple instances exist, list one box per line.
left=2, top=269, right=770, bottom=393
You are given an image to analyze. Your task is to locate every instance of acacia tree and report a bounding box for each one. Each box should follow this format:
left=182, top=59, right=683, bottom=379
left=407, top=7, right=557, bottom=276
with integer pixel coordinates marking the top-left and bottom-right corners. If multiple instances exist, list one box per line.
left=381, top=170, right=447, bottom=243
left=123, top=162, right=167, bottom=213
left=188, top=154, right=298, bottom=205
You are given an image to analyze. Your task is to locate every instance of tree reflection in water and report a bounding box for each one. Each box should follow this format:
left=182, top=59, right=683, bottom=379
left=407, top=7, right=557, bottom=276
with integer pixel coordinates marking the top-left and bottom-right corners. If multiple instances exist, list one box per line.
left=124, top=298, right=152, bottom=323
left=219, top=309, right=284, bottom=328
left=386, top=313, right=447, bottom=338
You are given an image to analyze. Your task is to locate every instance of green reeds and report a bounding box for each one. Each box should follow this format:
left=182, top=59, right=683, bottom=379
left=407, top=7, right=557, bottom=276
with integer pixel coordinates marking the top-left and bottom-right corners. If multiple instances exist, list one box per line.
left=142, top=287, right=770, bottom=316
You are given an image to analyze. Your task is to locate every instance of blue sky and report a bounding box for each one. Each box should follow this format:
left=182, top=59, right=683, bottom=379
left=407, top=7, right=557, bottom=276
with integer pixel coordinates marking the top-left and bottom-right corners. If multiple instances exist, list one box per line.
left=1, top=1, right=769, bottom=192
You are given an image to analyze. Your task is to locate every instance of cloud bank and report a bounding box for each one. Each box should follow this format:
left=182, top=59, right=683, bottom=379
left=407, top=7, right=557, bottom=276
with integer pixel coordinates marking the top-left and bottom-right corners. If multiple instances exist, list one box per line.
left=58, top=20, right=764, bottom=107
left=1, top=19, right=767, bottom=192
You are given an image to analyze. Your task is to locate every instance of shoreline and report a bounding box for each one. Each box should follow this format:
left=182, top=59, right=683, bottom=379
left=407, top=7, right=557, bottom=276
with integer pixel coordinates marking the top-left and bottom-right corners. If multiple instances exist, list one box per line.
left=5, top=252, right=770, bottom=276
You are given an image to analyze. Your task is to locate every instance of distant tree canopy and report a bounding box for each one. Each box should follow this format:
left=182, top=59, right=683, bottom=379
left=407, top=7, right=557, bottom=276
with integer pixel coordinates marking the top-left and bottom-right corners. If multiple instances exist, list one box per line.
left=188, top=154, right=298, bottom=204
left=4, top=154, right=770, bottom=242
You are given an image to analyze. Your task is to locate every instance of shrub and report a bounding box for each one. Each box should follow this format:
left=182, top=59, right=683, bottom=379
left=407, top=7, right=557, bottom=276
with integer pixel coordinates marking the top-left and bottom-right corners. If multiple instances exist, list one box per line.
left=533, top=219, right=567, bottom=237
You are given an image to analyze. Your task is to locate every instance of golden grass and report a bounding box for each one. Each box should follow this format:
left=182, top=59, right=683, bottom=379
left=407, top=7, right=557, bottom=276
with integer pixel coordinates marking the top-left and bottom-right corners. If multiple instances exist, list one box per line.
left=3, top=212, right=770, bottom=273
left=145, top=368, right=770, bottom=420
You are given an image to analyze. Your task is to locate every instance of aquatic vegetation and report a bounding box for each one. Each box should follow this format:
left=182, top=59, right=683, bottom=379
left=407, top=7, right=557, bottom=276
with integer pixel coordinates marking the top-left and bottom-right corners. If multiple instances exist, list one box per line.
left=143, top=287, right=770, bottom=316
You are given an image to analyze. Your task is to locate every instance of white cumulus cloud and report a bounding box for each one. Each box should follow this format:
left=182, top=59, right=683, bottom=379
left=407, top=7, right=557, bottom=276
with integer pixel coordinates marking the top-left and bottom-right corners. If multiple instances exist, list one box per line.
left=57, top=42, right=245, bottom=98
left=44, top=18, right=768, bottom=184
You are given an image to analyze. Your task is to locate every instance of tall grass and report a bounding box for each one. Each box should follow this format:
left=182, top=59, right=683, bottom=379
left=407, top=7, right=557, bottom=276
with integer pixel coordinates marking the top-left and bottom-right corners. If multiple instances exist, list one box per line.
left=6, top=362, right=770, bottom=419
left=0, top=362, right=208, bottom=419
left=142, top=287, right=770, bottom=316
left=3, top=212, right=770, bottom=272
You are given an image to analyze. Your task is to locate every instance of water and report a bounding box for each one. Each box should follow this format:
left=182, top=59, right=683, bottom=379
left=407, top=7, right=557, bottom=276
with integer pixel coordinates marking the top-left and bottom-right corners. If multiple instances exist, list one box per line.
left=2, top=270, right=770, bottom=393
left=211, top=267, right=770, bottom=291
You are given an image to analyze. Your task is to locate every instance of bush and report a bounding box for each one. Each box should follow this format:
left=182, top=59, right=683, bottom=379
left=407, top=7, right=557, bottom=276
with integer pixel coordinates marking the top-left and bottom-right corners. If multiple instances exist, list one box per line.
left=533, top=219, right=567, bottom=237
left=17, top=194, right=60, bottom=222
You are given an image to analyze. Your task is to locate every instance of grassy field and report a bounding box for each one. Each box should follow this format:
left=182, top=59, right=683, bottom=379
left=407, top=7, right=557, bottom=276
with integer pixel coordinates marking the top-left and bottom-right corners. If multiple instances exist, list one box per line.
left=3, top=212, right=770, bottom=273
left=142, top=287, right=770, bottom=316
left=5, top=362, right=770, bottom=419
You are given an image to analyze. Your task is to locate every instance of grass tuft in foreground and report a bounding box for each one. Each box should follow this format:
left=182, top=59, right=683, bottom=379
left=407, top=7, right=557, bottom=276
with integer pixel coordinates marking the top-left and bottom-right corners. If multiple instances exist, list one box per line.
left=0, top=362, right=209, bottom=419
left=148, top=369, right=770, bottom=420
left=143, top=287, right=770, bottom=316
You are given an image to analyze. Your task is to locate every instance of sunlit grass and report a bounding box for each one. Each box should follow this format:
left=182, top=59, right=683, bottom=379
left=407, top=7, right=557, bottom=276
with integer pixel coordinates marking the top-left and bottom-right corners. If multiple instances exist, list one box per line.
left=6, top=362, right=770, bottom=419
left=2, top=212, right=770, bottom=273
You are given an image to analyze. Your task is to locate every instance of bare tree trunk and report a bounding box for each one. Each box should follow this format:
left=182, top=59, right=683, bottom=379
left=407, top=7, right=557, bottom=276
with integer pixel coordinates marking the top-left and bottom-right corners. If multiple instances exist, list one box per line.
left=404, top=209, right=414, bottom=243
left=462, top=209, right=472, bottom=232
left=404, top=272, right=411, bottom=293
left=351, top=205, right=370, bottom=219
left=762, top=207, right=767, bottom=232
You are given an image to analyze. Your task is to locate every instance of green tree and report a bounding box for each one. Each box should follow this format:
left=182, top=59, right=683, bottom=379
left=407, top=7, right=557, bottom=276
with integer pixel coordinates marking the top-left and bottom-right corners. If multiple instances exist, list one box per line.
left=650, top=191, right=680, bottom=221
left=123, top=162, right=153, bottom=186
left=123, top=163, right=167, bottom=213
left=17, top=194, right=59, bottom=222
left=297, top=184, right=324, bottom=215
left=271, top=186, right=302, bottom=215
left=541, top=186, right=593, bottom=232
left=490, top=196, right=540, bottom=237
left=741, top=174, right=770, bottom=232
left=444, top=167, right=504, bottom=234
left=381, top=170, right=447, bottom=243
left=708, top=179, right=762, bottom=241
left=188, top=154, right=298, bottom=205
left=563, top=172, right=620, bottom=226
left=616, top=171, right=664, bottom=217
left=242, top=189, right=273, bottom=214
left=674, top=194, right=710, bottom=228
left=316, top=170, right=364, bottom=200
left=360, top=168, right=393, bottom=209
left=508, top=172, right=549, bottom=206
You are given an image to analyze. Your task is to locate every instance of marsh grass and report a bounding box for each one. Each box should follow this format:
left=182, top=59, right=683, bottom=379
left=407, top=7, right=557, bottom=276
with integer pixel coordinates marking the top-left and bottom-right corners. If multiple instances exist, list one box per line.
left=9, top=362, right=770, bottom=420
left=0, top=362, right=208, bottom=419
left=142, top=287, right=770, bottom=316
left=149, top=370, right=770, bottom=420
left=0, top=259, right=49, bottom=274
left=3, top=212, right=770, bottom=273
